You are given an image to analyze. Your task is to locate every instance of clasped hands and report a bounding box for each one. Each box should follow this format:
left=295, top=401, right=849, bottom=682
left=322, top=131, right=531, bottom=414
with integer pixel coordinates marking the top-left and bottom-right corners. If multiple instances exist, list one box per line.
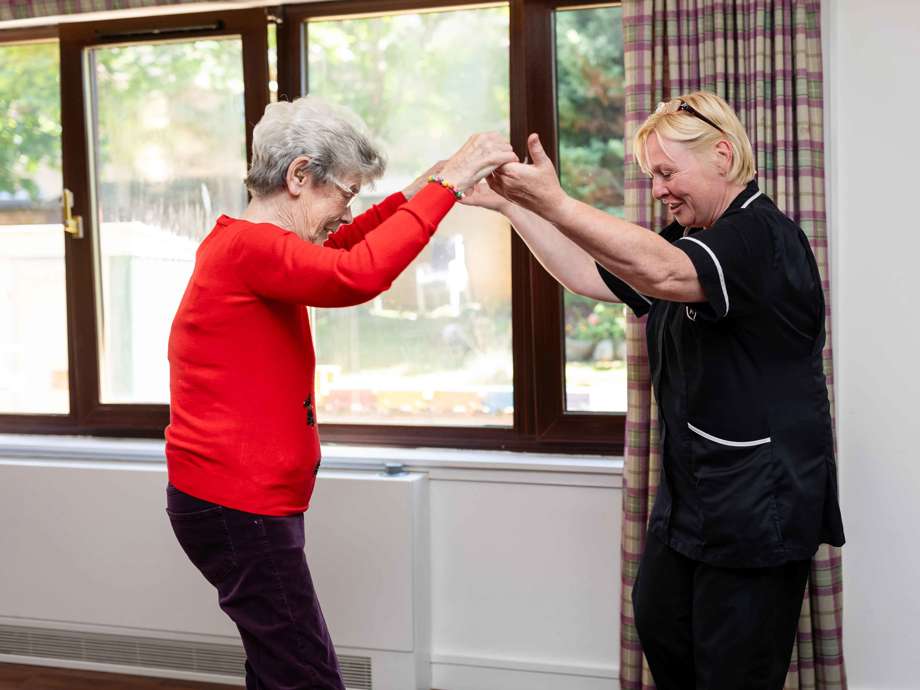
left=460, top=132, right=568, bottom=223
left=402, top=131, right=567, bottom=223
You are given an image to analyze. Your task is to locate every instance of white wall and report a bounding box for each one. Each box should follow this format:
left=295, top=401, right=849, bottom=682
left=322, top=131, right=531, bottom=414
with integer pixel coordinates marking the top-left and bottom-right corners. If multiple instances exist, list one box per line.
left=0, top=448, right=621, bottom=690
left=429, top=475, right=619, bottom=689
left=823, top=1, right=920, bottom=688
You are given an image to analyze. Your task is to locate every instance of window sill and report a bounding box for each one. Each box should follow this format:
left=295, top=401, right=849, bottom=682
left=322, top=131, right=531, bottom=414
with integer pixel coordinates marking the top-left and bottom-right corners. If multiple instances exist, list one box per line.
left=0, top=433, right=623, bottom=476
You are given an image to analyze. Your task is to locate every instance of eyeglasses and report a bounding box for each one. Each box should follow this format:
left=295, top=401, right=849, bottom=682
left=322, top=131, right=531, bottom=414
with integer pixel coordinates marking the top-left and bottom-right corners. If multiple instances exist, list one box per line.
left=676, top=99, right=725, bottom=134
left=328, top=175, right=361, bottom=208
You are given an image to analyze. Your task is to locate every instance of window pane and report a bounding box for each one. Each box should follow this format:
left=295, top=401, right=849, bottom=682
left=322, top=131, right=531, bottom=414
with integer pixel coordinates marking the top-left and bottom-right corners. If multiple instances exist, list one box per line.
left=90, top=38, right=248, bottom=403
left=306, top=7, right=513, bottom=426
left=556, top=5, right=627, bottom=413
left=0, top=41, right=69, bottom=414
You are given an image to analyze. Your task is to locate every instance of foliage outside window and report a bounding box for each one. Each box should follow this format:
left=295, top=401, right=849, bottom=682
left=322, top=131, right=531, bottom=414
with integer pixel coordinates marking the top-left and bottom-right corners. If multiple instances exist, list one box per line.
left=306, top=7, right=514, bottom=427
left=0, top=2, right=628, bottom=451
left=0, top=41, right=68, bottom=414
left=557, top=5, right=627, bottom=413
left=87, top=39, right=248, bottom=403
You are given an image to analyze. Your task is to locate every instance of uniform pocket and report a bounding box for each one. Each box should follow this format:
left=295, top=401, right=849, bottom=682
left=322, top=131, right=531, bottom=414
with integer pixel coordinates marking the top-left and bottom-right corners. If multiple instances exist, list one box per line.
left=166, top=506, right=237, bottom=587
left=688, top=423, right=782, bottom=550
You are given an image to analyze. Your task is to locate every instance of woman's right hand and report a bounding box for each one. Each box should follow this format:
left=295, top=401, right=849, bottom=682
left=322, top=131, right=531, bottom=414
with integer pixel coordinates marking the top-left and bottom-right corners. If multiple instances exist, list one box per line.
left=490, top=132, right=568, bottom=221
left=458, top=176, right=512, bottom=213
left=439, top=132, right=518, bottom=194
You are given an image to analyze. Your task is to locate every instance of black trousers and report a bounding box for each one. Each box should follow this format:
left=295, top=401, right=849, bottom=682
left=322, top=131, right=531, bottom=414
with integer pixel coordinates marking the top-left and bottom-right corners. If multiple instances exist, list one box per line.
left=166, top=484, right=344, bottom=690
left=632, top=532, right=810, bottom=690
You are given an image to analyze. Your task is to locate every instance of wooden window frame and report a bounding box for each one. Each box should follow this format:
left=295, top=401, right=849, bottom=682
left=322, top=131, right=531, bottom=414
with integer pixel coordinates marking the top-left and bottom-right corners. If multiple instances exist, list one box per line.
left=0, top=9, right=269, bottom=436
left=0, top=1, right=625, bottom=454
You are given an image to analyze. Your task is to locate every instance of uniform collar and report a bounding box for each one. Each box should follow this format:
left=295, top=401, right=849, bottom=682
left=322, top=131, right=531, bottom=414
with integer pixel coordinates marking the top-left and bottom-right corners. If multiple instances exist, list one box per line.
left=678, top=179, right=762, bottom=237
left=725, top=179, right=761, bottom=213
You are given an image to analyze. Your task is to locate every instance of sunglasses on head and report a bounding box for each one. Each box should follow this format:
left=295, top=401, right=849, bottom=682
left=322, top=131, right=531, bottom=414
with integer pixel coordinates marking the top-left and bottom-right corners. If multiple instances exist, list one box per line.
left=676, top=99, right=725, bottom=134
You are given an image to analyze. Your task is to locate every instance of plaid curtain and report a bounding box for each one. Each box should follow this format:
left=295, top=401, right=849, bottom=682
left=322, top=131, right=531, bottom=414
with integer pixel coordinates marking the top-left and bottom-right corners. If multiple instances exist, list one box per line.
left=619, top=1, right=846, bottom=689
left=0, top=0, right=235, bottom=22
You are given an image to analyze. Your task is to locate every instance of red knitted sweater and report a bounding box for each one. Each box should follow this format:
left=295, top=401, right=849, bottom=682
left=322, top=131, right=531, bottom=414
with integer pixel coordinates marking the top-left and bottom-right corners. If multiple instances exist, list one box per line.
left=165, top=184, right=455, bottom=514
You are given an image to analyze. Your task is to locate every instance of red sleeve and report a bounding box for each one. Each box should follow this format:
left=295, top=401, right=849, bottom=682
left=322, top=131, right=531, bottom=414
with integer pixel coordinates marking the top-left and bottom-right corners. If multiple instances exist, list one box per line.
left=232, top=183, right=455, bottom=307
left=323, top=191, right=407, bottom=250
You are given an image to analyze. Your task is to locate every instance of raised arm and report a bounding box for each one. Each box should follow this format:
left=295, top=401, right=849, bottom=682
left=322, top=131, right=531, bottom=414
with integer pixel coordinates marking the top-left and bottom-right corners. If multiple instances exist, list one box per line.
left=237, top=132, right=518, bottom=307
left=324, top=161, right=450, bottom=250
left=494, top=134, right=705, bottom=303
left=235, top=184, right=457, bottom=307
left=461, top=179, right=616, bottom=302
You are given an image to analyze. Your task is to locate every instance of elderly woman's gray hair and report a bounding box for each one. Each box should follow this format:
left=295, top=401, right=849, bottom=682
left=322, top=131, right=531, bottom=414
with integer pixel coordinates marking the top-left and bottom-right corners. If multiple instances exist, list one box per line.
left=245, top=96, right=386, bottom=197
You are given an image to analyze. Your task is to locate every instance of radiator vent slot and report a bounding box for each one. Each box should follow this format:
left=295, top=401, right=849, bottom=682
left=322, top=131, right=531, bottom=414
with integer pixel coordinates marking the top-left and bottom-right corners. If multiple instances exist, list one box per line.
left=0, top=624, right=374, bottom=688
left=339, top=653, right=373, bottom=689
left=0, top=624, right=245, bottom=676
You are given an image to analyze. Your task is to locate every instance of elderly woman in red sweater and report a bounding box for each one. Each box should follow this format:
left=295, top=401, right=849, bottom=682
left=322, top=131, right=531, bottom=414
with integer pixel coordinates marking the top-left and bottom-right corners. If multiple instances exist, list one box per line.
left=164, top=96, right=515, bottom=690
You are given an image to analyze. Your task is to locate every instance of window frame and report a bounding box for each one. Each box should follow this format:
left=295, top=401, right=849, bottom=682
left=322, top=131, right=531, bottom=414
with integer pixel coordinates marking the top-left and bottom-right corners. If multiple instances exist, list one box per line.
left=0, top=25, right=75, bottom=434
left=0, top=9, right=270, bottom=436
left=0, top=0, right=626, bottom=454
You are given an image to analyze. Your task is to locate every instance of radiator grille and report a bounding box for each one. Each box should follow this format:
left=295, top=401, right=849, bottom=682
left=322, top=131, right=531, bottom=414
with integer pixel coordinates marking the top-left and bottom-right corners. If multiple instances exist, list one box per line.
left=339, top=653, right=372, bottom=689
left=0, top=624, right=245, bottom=675
left=0, top=624, right=373, bottom=687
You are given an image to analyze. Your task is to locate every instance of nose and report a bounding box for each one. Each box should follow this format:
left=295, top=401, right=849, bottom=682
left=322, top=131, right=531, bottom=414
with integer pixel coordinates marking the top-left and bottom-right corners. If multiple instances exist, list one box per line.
left=341, top=207, right=354, bottom=224
left=651, top=176, right=669, bottom=201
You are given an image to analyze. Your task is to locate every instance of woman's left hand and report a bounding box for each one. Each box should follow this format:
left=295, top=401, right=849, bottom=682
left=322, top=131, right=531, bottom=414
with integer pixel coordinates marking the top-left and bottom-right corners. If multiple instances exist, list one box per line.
left=493, top=133, right=569, bottom=220
left=403, top=160, right=448, bottom=200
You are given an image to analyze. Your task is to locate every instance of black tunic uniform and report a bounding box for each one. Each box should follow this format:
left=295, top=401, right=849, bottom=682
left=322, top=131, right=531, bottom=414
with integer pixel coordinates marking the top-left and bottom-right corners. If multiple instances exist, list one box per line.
left=600, top=180, right=845, bottom=567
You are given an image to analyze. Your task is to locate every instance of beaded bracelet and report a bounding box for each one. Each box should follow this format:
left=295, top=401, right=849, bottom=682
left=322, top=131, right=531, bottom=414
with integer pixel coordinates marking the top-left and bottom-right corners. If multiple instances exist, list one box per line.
left=428, top=175, right=465, bottom=200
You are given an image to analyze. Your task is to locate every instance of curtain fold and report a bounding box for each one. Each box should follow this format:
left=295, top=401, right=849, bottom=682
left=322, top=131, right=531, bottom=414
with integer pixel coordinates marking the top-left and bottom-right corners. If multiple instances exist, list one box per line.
left=619, top=2, right=845, bottom=689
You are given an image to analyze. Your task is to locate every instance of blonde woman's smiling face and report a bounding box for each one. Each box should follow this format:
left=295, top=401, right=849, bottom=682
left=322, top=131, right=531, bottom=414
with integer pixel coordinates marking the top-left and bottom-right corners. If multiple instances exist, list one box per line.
left=644, top=131, right=737, bottom=229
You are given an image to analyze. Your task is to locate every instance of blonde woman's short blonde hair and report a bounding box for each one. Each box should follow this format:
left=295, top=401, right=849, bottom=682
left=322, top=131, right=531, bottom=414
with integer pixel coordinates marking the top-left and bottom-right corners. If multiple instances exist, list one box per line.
left=634, top=91, right=756, bottom=186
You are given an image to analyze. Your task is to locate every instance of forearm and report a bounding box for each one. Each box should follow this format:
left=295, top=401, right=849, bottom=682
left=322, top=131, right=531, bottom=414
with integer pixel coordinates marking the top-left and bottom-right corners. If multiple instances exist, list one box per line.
left=240, top=185, right=455, bottom=306
left=323, top=186, right=455, bottom=305
left=492, top=131, right=701, bottom=301
left=544, top=196, right=695, bottom=299
left=502, top=203, right=615, bottom=301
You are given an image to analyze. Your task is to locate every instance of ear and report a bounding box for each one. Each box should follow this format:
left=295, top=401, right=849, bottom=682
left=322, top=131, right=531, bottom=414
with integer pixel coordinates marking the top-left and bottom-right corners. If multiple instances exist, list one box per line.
left=285, top=156, right=312, bottom=196
left=713, top=139, right=734, bottom=177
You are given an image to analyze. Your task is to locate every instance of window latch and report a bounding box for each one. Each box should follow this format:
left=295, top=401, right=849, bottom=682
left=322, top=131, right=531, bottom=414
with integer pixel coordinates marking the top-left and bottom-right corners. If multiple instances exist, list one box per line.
left=62, top=188, right=83, bottom=239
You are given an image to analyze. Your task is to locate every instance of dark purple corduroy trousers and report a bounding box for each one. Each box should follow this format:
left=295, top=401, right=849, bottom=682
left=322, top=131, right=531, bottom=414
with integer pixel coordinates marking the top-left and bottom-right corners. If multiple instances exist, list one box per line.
left=166, top=484, right=345, bottom=690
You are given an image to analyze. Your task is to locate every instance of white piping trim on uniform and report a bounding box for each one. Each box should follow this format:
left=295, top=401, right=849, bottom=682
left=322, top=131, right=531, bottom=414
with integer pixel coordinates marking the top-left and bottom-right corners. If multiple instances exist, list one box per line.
left=741, top=189, right=763, bottom=208
left=687, top=422, right=771, bottom=447
left=673, top=188, right=760, bottom=317
left=678, top=236, right=730, bottom=316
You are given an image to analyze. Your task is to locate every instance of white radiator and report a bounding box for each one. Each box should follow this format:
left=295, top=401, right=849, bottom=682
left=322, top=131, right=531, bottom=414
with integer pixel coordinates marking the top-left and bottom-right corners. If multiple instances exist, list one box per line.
left=0, top=459, right=430, bottom=690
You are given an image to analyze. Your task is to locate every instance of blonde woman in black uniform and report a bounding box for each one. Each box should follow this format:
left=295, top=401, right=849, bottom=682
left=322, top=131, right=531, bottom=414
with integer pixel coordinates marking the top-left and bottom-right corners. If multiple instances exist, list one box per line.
left=461, top=91, right=844, bottom=690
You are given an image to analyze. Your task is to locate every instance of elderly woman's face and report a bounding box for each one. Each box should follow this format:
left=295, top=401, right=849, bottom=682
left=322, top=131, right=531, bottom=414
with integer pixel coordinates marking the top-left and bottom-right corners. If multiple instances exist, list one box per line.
left=644, top=131, right=731, bottom=228
left=298, top=174, right=360, bottom=245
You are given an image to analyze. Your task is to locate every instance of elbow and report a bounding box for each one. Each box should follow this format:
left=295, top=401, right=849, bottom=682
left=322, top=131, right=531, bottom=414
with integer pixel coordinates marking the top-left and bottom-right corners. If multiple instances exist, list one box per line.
left=554, top=274, right=586, bottom=296
left=640, top=264, right=697, bottom=302
left=353, top=272, right=394, bottom=302
left=552, top=270, right=600, bottom=299
left=323, top=272, right=394, bottom=307
left=630, top=270, right=669, bottom=300
left=644, top=266, right=677, bottom=295
left=367, top=271, right=396, bottom=297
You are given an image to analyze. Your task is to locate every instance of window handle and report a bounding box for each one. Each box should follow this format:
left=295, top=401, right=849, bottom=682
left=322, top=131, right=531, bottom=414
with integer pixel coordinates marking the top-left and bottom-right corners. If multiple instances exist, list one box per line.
left=62, top=188, right=83, bottom=239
